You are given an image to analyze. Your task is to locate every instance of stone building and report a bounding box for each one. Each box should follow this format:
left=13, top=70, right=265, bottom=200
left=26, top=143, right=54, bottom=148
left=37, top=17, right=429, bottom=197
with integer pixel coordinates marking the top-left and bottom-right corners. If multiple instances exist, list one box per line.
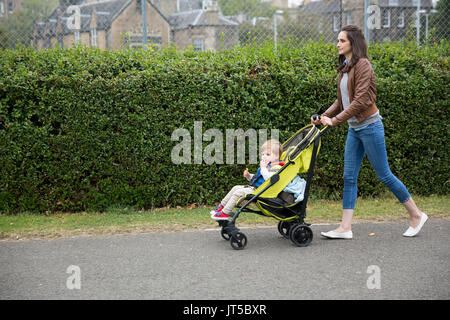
left=32, top=0, right=238, bottom=51
left=0, top=0, right=23, bottom=21
left=168, top=1, right=238, bottom=51
left=298, top=0, right=433, bottom=42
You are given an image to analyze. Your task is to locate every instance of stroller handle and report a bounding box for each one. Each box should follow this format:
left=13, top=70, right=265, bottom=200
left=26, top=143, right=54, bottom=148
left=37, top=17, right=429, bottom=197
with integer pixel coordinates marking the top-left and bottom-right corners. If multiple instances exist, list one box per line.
left=311, top=114, right=329, bottom=135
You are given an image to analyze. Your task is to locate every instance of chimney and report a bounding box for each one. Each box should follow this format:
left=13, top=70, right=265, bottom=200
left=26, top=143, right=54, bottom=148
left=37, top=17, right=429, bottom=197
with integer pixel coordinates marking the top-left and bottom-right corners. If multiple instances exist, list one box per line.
left=204, top=0, right=219, bottom=25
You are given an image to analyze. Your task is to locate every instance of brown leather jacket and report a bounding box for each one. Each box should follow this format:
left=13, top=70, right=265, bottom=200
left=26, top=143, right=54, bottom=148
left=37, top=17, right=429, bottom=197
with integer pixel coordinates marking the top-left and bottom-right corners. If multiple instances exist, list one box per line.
left=322, top=58, right=378, bottom=126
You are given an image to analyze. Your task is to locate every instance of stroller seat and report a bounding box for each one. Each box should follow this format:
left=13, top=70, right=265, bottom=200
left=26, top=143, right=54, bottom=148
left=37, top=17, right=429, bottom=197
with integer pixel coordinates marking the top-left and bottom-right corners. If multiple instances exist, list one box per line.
left=237, top=191, right=299, bottom=220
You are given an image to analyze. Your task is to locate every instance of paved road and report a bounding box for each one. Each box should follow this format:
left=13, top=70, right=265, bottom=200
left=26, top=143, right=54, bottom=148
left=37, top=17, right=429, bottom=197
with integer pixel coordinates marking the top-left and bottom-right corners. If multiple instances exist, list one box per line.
left=0, top=220, right=449, bottom=300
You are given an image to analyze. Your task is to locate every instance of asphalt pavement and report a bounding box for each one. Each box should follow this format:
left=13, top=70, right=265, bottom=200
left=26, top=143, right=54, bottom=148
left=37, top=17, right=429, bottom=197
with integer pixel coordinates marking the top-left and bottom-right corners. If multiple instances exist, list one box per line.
left=0, top=220, right=449, bottom=300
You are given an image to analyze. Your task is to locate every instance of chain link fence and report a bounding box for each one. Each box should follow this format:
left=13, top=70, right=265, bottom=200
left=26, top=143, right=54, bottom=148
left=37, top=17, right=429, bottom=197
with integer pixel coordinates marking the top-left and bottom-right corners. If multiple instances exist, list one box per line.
left=0, top=0, right=448, bottom=50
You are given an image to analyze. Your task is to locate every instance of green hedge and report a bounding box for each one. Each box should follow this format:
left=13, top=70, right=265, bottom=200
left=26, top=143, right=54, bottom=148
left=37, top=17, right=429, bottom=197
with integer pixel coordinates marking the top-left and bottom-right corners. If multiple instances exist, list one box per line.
left=0, top=41, right=448, bottom=214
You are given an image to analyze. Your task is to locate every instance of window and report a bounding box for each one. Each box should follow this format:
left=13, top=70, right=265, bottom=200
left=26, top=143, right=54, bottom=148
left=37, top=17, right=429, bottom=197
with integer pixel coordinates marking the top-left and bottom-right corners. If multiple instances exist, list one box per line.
left=398, top=10, right=404, bottom=28
left=333, top=15, right=339, bottom=32
left=148, top=36, right=162, bottom=51
left=90, top=28, right=97, bottom=47
left=0, top=2, right=4, bottom=16
left=389, top=0, right=399, bottom=6
left=7, top=1, right=12, bottom=13
left=346, top=12, right=352, bottom=25
left=193, top=38, right=204, bottom=51
left=382, top=9, right=390, bottom=28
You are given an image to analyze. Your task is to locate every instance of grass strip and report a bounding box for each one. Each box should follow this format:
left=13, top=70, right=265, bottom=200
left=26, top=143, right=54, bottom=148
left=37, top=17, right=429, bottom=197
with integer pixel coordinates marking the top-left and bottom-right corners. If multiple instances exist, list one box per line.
left=0, top=195, right=448, bottom=240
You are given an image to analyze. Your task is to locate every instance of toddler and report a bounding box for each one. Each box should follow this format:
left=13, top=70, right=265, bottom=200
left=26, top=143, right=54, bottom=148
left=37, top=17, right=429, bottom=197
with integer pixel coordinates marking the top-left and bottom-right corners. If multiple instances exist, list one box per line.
left=211, top=139, right=284, bottom=220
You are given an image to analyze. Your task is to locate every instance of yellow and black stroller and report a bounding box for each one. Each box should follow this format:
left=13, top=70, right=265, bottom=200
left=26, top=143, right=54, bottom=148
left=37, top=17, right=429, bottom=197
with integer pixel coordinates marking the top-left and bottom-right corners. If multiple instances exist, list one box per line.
left=218, top=116, right=328, bottom=250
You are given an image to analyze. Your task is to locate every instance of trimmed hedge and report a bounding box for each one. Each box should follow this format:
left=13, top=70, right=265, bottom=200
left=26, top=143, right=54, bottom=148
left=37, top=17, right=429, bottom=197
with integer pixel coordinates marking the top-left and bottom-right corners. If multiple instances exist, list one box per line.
left=0, top=41, right=448, bottom=214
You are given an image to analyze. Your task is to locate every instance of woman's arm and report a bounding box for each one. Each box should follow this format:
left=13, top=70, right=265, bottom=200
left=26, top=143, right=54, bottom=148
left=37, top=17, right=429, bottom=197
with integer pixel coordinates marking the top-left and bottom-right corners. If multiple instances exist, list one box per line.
left=330, top=59, right=376, bottom=126
left=322, top=98, right=340, bottom=119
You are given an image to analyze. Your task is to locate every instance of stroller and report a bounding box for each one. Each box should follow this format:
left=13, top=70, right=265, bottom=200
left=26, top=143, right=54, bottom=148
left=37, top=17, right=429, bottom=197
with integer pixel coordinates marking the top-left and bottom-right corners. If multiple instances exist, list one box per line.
left=217, top=115, right=328, bottom=250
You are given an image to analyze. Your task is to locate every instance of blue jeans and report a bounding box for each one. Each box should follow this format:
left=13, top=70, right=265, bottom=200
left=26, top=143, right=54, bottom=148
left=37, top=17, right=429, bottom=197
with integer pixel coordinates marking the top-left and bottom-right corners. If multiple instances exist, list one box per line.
left=343, top=119, right=411, bottom=209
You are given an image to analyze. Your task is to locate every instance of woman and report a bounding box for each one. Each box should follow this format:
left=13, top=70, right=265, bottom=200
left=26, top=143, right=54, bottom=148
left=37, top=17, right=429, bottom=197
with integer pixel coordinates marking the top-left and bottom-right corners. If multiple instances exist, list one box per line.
left=312, top=25, right=427, bottom=239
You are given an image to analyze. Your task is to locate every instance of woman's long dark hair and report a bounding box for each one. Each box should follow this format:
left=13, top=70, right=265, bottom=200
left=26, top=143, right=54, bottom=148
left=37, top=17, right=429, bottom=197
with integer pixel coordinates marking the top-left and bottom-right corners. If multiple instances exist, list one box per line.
left=338, top=25, right=369, bottom=72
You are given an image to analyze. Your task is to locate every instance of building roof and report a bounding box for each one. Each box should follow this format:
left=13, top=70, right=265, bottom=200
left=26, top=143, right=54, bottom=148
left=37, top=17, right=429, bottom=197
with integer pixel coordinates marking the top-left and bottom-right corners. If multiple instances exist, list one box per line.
left=36, top=0, right=131, bottom=36
left=36, top=0, right=237, bottom=37
left=300, top=0, right=433, bottom=14
left=378, top=0, right=433, bottom=8
left=299, top=0, right=331, bottom=14
left=168, top=9, right=239, bottom=30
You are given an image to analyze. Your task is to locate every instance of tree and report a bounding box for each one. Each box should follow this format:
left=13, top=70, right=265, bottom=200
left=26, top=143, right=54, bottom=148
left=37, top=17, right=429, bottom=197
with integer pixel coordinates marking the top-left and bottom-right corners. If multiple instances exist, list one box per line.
left=429, top=0, right=449, bottom=41
left=0, top=0, right=58, bottom=49
left=218, top=0, right=274, bottom=18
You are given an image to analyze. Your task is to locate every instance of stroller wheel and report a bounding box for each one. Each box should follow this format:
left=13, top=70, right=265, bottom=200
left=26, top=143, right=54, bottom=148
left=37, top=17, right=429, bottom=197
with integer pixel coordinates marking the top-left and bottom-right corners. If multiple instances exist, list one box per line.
left=277, top=221, right=292, bottom=239
left=290, top=224, right=313, bottom=247
left=230, top=232, right=248, bottom=250
left=221, top=228, right=231, bottom=240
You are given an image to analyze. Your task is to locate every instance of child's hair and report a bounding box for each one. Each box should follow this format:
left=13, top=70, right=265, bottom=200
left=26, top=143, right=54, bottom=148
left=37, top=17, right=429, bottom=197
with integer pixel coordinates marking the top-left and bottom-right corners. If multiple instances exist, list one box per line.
left=261, top=139, right=283, bottom=158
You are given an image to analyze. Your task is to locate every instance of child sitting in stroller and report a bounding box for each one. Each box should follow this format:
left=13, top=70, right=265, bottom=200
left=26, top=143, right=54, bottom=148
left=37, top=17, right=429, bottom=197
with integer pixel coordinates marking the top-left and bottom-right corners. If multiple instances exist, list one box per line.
left=210, top=139, right=285, bottom=220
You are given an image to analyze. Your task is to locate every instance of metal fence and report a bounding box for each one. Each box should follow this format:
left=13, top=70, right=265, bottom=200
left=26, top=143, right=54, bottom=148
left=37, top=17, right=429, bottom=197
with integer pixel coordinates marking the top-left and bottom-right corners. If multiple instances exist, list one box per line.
left=0, top=0, right=448, bottom=51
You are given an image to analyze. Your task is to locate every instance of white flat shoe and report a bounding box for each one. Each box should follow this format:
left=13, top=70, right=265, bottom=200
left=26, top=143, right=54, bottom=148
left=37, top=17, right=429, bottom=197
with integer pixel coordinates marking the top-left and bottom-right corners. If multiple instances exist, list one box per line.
left=321, top=230, right=353, bottom=239
left=403, top=213, right=428, bottom=237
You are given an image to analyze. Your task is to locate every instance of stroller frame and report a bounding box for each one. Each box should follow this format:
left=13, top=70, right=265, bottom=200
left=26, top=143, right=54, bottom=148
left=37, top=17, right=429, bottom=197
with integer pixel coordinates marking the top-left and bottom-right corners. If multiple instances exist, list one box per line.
left=217, top=122, right=329, bottom=250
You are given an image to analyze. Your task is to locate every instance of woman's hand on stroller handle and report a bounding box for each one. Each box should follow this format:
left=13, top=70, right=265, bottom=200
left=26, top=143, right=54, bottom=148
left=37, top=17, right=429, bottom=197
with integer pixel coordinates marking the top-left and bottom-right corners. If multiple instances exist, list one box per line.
left=320, top=116, right=332, bottom=126
left=311, top=114, right=321, bottom=125
left=311, top=114, right=332, bottom=127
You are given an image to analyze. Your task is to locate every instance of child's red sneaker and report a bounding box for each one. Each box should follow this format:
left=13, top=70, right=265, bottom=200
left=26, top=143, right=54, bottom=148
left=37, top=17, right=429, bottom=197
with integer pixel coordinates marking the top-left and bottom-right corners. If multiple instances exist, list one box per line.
left=211, top=211, right=230, bottom=220
left=210, top=204, right=224, bottom=215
